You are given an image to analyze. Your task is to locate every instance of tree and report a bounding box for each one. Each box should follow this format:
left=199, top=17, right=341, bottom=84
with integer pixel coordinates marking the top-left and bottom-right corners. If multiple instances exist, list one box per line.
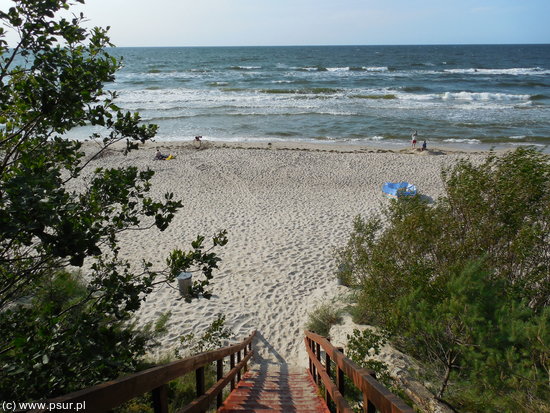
left=396, top=260, right=549, bottom=410
left=0, top=0, right=227, bottom=400
left=337, top=148, right=550, bottom=411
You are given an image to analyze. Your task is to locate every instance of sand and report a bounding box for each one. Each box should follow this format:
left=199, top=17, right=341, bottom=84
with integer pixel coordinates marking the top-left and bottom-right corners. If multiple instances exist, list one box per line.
left=80, top=139, right=488, bottom=368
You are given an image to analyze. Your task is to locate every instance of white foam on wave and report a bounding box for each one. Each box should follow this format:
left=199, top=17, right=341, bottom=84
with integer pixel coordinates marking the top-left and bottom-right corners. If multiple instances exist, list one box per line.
left=117, top=88, right=213, bottom=102
left=115, top=86, right=363, bottom=117
left=326, top=66, right=389, bottom=72
left=232, top=66, right=262, bottom=70
left=444, top=138, right=481, bottom=144
left=224, top=110, right=357, bottom=117
left=364, top=66, right=389, bottom=72
left=395, top=91, right=531, bottom=103
left=344, top=136, right=385, bottom=143
left=398, top=93, right=438, bottom=101
left=441, top=91, right=531, bottom=101
left=297, top=110, right=357, bottom=116
left=309, top=66, right=390, bottom=73
left=114, top=85, right=538, bottom=121
left=508, top=142, right=546, bottom=148
left=116, top=71, right=195, bottom=81
left=443, top=67, right=550, bottom=76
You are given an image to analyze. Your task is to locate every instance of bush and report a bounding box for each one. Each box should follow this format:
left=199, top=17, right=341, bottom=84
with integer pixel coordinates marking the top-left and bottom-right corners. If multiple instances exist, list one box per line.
left=306, top=302, right=344, bottom=337
left=0, top=270, right=168, bottom=399
left=176, top=314, right=233, bottom=358
left=346, top=329, right=392, bottom=387
left=337, top=148, right=550, bottom=411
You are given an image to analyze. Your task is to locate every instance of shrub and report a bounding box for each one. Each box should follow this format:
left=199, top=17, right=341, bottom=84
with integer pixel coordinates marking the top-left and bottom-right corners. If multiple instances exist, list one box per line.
left=176, top=314, right=233, bottom=358
left=337, top=148, right=550, bottom=411
left=306, top=302, right=344, bottom=337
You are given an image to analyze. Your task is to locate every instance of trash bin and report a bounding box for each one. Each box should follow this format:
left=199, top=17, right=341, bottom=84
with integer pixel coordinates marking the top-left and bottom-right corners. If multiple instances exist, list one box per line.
left=177, top=272, right=192, bottom=297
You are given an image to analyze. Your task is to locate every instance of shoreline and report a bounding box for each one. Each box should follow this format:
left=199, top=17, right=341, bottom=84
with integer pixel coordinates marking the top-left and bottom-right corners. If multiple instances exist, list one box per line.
left=88, top=137, right=521, bottom=156
left=171, top=138, right=548, bottom=154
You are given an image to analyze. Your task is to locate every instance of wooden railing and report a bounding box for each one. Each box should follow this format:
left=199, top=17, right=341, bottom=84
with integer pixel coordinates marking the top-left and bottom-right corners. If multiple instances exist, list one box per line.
left=304, top=330, right=414, bottom=413
left=32, top=331, right=256, bottom=413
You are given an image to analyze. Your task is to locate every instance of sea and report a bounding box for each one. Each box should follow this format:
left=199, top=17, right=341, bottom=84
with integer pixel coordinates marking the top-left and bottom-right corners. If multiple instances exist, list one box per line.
left=74, top=44, right=550, bottom=151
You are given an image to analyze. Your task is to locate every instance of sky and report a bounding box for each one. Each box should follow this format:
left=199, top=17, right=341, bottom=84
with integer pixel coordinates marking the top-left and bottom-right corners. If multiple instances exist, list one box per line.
left=2, top=0, right=550, bottom=47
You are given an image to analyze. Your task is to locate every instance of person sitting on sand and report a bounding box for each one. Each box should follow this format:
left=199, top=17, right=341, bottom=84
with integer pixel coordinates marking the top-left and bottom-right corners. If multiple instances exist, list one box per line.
left=411, top=130, right=418, bottom=149
left=194, top=135, right=202, bottom=149
left=155, top=149, right=168, bottom=160
left=421, top=140, right=427, bottom=151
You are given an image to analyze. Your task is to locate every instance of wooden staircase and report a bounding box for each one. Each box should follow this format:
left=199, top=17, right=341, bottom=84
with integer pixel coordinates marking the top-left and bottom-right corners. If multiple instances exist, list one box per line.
left=34, top=331, right=414, bottom=413
left=218, top=366, right=330, bottom=413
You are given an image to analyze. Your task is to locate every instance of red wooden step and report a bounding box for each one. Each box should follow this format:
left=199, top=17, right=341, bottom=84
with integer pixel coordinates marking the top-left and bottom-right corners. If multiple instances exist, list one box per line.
left=218, top=366, right=330, bottom=413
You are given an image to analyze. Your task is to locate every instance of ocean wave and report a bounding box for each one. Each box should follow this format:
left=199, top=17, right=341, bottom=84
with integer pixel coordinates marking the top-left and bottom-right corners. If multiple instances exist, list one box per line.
left=301, top=66, right=390, bottom=73
left=529, top=94, right=548, bottom=101
left=400, top=86, right=432, bottom=92
left=114, top=86, right=540, bottom=111
left=514, top=103, right=536, bottom=109
left=350, top=94, right=397, bottom=100
left=444, top=138, right=481, bottom=144
left=327, top=67, right=350, bottom=72
left=365, top=66, right=390, bottom=72
left=508, top=142, right=546, bottom=148
left=341, top=135, right=389, bottom=143
left=116, top=71, right=197, bottom=82
left=443, top=67, right=550, bottom=76
left=144, top=110, right=361, bottom=121
left=230, top=110, right=358, bottom=116
left=271, top=131, right=298, bottom=137
left=259, top=88, right=342, bottom=95
left=453, top=122, right=499, bottom=129
left=134, top=105, right=190, bottom=112
left=295, top=66, right=327, bottom=72
left=119, top=80, right=154, bottom=86
left=398, top=93, right=437, bottom=101
left=498, top=81, right=549, bottom=88
left=220, top=87, right=248, bottom=92
left=142, top=115, right=193, bottom=122
left=350, top=66, right=390, bottom=72
left=228, top=65, right=262, bottom=70
left=440, top=92, right=531, bottom=101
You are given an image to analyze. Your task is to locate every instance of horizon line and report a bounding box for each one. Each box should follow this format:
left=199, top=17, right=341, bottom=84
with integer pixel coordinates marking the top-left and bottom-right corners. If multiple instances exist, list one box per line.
left=108, top=42, right=550, bottom=48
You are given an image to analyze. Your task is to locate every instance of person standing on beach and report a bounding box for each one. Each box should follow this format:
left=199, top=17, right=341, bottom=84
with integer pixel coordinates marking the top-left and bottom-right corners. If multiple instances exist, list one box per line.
left=411, top=130, right=418, bottom=149
left=422, top=140, right=427, bottom=151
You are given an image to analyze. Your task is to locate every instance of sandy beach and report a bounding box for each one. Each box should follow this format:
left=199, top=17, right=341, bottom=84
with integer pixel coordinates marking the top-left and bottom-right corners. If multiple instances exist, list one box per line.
left=81, top=140, right=488, bottom=367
